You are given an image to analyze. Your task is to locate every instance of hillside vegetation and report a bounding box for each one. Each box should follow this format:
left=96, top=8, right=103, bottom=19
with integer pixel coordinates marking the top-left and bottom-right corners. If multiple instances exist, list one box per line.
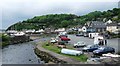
left=7, top=8, right=120, bottom=31
left=0, top=33, right=10, bottom=47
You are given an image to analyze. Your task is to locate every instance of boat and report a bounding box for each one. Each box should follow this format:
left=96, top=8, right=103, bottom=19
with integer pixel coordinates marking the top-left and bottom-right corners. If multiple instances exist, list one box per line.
left=61, top=49, right=83, bottom=56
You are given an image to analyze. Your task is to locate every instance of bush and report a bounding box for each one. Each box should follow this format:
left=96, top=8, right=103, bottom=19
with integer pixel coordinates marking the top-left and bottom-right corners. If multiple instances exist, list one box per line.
left=45, top=42, right=50, bottom=46
left=1, top=34, right=10, bottom=42
left=0, top=33, right=10, bottom=47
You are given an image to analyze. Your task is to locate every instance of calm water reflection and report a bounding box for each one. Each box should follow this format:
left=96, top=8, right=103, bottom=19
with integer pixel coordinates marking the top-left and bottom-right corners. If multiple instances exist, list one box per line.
left=2, top=41, right=43, bottom=64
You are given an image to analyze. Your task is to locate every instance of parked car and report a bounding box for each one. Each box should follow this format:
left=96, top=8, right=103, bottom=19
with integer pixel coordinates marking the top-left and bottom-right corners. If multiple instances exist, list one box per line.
left=58, top=41, right=68, bottom=44
left=82, top=44, right=100, bottom=52
left=88, top=33, right=99, bottom=38
left=59, top=35, right=68, bottom=38
left=50, top=39, right=57, bottom=43
left=61, top=49, right=83, bottom=56
left=74, top=41, right=86, bottom=48
left=83, top=33, right=88, bottom=37
left=93, top=47, right=115, bottom=56
left=60, top=36, right=70, bottom=41
left=50, top=38, right=58, bottom=43
left=76, top=33, right=83, bottom=36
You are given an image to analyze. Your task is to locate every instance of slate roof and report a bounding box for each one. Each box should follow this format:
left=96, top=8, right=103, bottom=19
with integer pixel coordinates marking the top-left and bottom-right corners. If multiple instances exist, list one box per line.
left=89, top=21, right=106, bottom=28
left=106, top=23, right=120, bottom=26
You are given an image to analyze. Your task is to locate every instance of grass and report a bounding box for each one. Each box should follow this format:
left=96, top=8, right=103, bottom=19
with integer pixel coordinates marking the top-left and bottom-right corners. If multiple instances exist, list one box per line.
left=42, top=42, right=61, bottom=54
left=42, top=42, right=88, bottom=62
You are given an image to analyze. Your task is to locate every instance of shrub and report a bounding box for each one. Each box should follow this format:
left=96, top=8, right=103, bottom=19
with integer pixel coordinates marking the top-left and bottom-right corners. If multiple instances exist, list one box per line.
left=45, top=42, right=50, bottom=46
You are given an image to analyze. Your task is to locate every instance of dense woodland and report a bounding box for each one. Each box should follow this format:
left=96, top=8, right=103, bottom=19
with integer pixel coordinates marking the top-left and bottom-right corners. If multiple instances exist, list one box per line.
left=7, top=8, right=120, bottom=31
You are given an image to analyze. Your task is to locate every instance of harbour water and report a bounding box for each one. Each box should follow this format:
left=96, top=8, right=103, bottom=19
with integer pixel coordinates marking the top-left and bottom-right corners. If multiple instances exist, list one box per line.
left=2, top=41, right=44, bottom=64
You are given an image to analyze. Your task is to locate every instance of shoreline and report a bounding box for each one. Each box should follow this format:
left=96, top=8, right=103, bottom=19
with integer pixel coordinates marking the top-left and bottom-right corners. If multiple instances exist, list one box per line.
left=34, top=42, right=86, bottom=64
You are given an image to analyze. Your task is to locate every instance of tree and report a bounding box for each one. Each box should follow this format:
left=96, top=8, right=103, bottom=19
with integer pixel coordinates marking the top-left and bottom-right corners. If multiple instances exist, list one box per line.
left=61, top=20, right=69, bottom=28
left=7, top=8, right=120, bottom=31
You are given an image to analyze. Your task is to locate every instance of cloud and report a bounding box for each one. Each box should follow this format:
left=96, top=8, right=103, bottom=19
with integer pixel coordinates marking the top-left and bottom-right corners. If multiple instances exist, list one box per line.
left=1, top=0, right=119, bottom=29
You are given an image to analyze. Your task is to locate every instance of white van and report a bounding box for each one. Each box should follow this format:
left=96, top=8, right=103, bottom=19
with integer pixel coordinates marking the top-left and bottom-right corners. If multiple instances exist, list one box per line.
left=89, top=33, right=99, bottom=38
left=61, top=49, right=83, bottom=56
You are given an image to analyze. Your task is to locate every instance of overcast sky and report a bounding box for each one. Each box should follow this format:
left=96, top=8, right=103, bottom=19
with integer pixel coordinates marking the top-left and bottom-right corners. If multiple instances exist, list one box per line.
left=1, top=0, right=120, bottom=29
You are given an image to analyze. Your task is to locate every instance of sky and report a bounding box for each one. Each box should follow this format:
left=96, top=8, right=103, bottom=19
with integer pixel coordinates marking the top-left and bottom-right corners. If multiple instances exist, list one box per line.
left=1, top=0, right=120, bottom=29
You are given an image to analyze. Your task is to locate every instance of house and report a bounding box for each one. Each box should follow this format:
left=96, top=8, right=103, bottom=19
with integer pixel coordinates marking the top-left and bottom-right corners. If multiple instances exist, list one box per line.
left=35, top=29, right=44, bottom=33
left=44, top=28, right=55, bottom=33
left=105, top=20, right=112, bottom=24
left=55, top=28, right=65, bottom=32
left=82, top=21, right=106, bottom=33
left=77, top=26, right=83, bottom=32
left=25, top=29, right=35, bottom=33
left=7, top=30, right=18, bottom=34
left=89, top=21, right=106, bottom=32
left=106, top=23, right=120, bottom=33
left=82, top=26, right=95, bottom=33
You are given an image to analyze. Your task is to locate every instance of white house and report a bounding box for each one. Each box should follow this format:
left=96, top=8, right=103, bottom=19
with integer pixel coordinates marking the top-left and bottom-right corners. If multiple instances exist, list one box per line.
left=55, top=28, right=65, bottom=32
left=78, top=28, right=82, bottom=32
left=7, top=30, right=18, bottom=34
left=25, top=29, right=35, bottom=33
left=82, top=26, right=95, bottom=33
left=35, top=29, right=44, bottom=33
left=13, top=32, right=25, bottom=36
left=106, top=23, right=120, bottom=33
left=105, top=20, right=112, bottom=24
left=82, top=26, right=87, bottom=32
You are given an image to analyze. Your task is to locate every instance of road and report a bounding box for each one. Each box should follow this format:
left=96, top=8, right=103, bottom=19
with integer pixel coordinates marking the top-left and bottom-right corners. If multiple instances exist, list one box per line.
left=68, top=35, right=119, bottom=53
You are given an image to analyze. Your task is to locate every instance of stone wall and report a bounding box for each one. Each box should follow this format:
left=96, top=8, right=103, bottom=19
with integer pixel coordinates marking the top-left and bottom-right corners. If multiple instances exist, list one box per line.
left=34, top=48, right=67, bottom=64
left=10, top=35, right=30, bottom=44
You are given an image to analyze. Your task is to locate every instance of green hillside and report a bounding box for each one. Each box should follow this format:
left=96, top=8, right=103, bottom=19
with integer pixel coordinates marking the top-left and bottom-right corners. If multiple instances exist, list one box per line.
left=7, top=8, right=120, bottom=31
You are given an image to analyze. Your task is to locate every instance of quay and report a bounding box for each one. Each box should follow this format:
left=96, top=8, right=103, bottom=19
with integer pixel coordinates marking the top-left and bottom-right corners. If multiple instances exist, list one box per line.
left=34, top=42, right=83, bottom=64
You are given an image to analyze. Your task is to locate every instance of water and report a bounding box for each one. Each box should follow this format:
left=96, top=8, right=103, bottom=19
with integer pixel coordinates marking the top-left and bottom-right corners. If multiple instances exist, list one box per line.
left=1, top=34, right=54, bottom=64
left=2, top=41, right=44, bottom=64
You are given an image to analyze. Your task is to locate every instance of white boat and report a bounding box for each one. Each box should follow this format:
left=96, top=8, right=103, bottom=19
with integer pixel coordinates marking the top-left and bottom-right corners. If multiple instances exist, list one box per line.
left=61, top=49, right=83, bottom=56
